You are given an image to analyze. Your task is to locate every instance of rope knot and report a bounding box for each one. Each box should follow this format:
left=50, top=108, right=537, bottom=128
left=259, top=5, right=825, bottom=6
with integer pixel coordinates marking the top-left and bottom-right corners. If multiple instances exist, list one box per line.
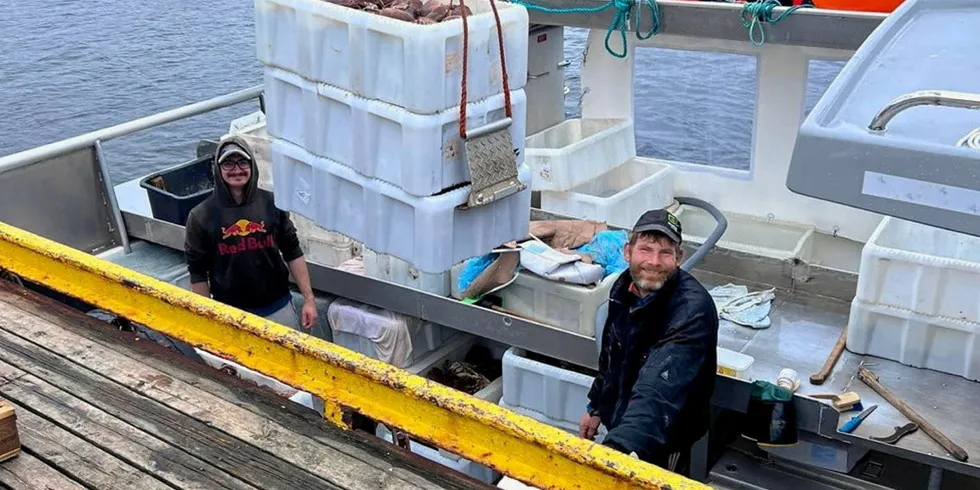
left=740, top=0, right=811, bottom=47
left=612, top=0, right=632, bottom=13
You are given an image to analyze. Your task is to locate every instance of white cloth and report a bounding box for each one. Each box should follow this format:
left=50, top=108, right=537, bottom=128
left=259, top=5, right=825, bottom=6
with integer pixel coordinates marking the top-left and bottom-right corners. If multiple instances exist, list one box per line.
left=327, top=298, right=418, bottom=367
left=708, top=284, right=776, bottom=329
left=519, top=240, right=604, bottom=285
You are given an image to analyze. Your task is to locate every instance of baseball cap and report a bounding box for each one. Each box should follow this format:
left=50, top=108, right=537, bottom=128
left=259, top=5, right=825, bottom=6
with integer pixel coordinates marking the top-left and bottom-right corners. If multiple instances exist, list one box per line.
left=217, top=144, right=252, bottom=165
left=632, top=209, right=682, bottom=244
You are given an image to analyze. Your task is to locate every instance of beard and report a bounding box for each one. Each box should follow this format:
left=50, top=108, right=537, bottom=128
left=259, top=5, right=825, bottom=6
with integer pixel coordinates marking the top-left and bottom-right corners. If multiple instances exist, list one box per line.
left=630, top=264, right=676, bottom=293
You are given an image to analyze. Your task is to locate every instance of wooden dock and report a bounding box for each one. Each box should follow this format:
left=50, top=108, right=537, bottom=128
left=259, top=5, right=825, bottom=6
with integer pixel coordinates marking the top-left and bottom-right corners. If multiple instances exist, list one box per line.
left=0, top=281, right=491, bottom=490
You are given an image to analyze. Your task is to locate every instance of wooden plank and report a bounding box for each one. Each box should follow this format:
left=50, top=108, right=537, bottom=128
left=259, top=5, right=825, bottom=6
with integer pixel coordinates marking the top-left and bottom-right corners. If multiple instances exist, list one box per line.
left=0, top=298, right=439, bottom=490
left=0, top=449, right=88, bottom=490
left=0, top=322, right=343, bottom=490
left=0, top=359, right=258, bottom=490
left=7, top=400, right=172, bottom=490
left=0, top=287, right=488, bottom=490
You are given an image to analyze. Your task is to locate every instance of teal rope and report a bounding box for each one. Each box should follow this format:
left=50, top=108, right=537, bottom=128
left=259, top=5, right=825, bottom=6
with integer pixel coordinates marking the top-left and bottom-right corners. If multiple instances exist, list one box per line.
left=509, top=0, right=661, bottom=58
left=739, top=0, right=811, bottom=46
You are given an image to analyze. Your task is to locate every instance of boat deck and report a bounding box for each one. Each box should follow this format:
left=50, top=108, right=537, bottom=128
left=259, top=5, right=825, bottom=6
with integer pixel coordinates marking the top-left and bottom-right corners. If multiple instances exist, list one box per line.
left=0, top=281, right=489, bottom=490
left=694, top=267, right=980, bottom=480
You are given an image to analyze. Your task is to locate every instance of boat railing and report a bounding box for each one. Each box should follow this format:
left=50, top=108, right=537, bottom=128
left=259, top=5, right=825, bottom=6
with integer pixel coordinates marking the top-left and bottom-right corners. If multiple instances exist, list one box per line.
left=0, top=86, right=264, bottom=255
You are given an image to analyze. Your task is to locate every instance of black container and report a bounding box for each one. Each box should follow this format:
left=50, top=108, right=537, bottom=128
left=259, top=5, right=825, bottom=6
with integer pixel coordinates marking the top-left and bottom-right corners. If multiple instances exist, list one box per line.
left=140, top=155, right=215, bottom=226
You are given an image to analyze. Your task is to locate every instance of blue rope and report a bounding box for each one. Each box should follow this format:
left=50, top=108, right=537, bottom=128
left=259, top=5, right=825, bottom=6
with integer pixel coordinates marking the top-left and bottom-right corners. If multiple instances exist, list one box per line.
left=739, top=0, right=811, bottom=46
left=509, top=0, right=661, bottom=58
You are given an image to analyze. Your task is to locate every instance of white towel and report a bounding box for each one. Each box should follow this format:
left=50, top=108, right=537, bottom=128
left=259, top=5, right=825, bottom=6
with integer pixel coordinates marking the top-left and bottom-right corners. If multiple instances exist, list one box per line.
left=709, top=284, right=776, bottom=329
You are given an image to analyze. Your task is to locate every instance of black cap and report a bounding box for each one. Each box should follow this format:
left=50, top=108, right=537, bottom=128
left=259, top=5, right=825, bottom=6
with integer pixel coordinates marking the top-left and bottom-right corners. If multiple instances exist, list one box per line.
left=632, top=209, right=682, bottom=244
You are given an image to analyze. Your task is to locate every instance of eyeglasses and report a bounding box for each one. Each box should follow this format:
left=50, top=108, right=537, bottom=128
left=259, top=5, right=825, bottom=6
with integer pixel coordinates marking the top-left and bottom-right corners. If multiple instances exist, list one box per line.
left=219, top=159, right=250, bottom=171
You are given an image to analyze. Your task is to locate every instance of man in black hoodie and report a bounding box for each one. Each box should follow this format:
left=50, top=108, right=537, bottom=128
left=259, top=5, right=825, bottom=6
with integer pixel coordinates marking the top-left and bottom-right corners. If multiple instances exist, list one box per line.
left=184, top=136, right=318, bottom=329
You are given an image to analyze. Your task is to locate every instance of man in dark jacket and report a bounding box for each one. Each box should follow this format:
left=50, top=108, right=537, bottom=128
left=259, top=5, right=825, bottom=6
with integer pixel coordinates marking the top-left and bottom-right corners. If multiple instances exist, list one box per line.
left=184, top=136, right=317, bottom=330
left=579, top=209, right=718, bottom=474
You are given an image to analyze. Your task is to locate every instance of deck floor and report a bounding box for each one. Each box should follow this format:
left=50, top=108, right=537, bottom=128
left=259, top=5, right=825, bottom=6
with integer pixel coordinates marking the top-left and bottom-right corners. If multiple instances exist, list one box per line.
left=0, top=282, right=489, bottom=490
left=695, top=269, right=980, bottom=477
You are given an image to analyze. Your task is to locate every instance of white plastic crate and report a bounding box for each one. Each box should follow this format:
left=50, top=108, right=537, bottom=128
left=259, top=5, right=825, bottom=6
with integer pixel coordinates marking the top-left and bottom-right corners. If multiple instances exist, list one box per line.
left=327, top=298, right=457, bottom=368
left=254, top=0, right=529, bottom=114
left=498, top=399, right=606, bottom=442
left=264, top=67, right=527, bottom=196
left=271, top=138, right=532, bottom=273
left=362, top=248, right=452, bottom=296
left=847, top=297, right=980, bottom=381
left=856, top=217, right=980, bottom=324
left=494, top=271, right=618, bottom=338
left=674, top=205, right=815, bottom=261
left=501, top=347, right=595, bottom=425
left=525, top=119, right=635, bottom=192
left=539, top=160, right=674, bottom=228
left=292, top=213, right=358, bottom=267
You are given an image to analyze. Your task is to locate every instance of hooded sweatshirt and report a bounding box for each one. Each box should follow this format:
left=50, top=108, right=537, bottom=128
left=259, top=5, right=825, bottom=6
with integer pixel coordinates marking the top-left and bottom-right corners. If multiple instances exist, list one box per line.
left=184, top=136, right=304, bottom=315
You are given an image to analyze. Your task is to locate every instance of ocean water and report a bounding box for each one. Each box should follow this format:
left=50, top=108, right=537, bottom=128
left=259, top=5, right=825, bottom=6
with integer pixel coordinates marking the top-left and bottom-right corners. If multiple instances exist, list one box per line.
left=0, top=0, right=844, bottom=184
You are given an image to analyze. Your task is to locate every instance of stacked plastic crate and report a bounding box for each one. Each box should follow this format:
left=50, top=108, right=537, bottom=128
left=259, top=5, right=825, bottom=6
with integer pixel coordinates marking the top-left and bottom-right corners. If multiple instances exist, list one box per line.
left=848, top=217, right=980, bottom=381
left=525, top=118, right=675, bottom=229
left=254, top=0, right=532, bottom=297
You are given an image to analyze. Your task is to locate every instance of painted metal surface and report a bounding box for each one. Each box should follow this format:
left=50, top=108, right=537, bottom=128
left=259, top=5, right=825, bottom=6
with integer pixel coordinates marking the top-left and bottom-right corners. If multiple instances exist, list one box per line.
left=0, top=220, right=708, bottom=490
left=0, top=146, right=118, bottom=254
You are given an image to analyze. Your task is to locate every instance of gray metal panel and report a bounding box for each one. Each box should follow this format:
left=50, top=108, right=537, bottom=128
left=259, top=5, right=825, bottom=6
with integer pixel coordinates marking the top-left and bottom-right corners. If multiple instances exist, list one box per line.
left=524, top=0, right=884, bottom=51
left=0, top=146, right=117, bottom=253
left=787, top=0, right=980, bottom=238
left=525, top=26, right=566, bottom=136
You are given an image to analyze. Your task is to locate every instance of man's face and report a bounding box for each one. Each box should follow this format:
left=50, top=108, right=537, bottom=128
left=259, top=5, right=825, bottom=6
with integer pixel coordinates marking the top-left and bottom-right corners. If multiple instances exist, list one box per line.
left=624, top=233, right=680, bottom=293
left=219, top=154, right=251, bottom=188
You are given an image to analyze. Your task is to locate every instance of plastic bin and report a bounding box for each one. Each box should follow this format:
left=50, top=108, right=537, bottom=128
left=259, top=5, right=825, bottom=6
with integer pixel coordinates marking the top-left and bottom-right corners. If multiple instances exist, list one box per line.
left=139, top=155, right=214, bottom=226
left=847, top=297, right=980, bottom=381
left=674, top=204, right=815, bottom=261
left=264, top=67, right=527, bottom=196
left=362, top=248, right=452, bottom=296
left=501, top=347, right=596, bottom=425
left=271, top=138, right=532, bottom=273
left=525, top=119, right=635, bottom=192
left=856, top=217, right=980, bottom=324
left=494, top=271, right=618, bottom=338
left=539, top=159, right=674, bottom=228
left=254, top=0, right=529, bottom=114
left=716, top=347, right=754, bottom=379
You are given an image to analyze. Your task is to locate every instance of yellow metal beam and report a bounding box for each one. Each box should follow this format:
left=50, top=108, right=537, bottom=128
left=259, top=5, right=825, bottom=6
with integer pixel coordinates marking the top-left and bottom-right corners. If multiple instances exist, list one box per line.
left=0, top=221, right=711, bottom=490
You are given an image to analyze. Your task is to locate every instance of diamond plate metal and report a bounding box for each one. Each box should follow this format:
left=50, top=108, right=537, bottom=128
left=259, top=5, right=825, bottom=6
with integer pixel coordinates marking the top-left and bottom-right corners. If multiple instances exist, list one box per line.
left=463, top=128, right=524, bottom=208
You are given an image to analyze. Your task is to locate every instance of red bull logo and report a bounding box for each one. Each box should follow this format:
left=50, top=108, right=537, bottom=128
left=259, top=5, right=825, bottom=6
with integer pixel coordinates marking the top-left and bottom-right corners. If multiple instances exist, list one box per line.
left=221, top=219, right=266, bottom=240
left=218, top=219, right=275, bottom=255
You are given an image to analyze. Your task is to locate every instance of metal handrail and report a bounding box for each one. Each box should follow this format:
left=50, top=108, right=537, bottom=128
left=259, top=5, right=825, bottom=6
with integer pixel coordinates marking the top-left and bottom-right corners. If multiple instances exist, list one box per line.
left=868, top=90, right=980, bottom=133
left=0, top=85, right=264, bottom=174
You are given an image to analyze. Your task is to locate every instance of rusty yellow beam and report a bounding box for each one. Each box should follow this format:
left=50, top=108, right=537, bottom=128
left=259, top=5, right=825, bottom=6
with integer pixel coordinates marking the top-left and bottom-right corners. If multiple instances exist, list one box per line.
left=0, top=221, right=711, bottom=490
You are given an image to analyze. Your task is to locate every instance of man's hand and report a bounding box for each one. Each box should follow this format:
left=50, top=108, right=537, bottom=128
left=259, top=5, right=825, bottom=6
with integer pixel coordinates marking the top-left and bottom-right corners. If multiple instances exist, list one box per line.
left=300, top=297, right=318, bottom=329
left=579, top=413, right=601, bottom=440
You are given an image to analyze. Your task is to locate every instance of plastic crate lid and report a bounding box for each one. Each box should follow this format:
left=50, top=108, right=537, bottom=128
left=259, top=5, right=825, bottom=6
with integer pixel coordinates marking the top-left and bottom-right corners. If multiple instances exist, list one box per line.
left=787, top=0, right=980, bottom=238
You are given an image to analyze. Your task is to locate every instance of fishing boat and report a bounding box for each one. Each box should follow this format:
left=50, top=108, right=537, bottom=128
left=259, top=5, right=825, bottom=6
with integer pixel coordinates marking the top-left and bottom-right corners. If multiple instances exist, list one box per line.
left=0, top=0, right=977, bottom=488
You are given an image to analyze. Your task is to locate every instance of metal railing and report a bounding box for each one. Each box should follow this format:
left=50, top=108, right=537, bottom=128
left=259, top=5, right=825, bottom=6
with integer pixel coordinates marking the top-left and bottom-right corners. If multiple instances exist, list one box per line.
left=0, top=85, right=264, bottom=255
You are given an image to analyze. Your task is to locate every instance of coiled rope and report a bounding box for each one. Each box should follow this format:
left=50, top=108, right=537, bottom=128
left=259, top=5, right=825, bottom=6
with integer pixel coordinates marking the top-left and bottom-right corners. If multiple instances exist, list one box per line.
left=958, top=127, right=980, bottom=150
left=507, top=0, right=661, bottom=58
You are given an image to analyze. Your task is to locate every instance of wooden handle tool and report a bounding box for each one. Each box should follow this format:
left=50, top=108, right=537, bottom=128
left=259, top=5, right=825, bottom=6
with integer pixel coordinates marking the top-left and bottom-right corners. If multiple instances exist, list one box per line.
left=810, top=328, right=847, bottom=385
left=859, top=367, right=969, bottom=462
